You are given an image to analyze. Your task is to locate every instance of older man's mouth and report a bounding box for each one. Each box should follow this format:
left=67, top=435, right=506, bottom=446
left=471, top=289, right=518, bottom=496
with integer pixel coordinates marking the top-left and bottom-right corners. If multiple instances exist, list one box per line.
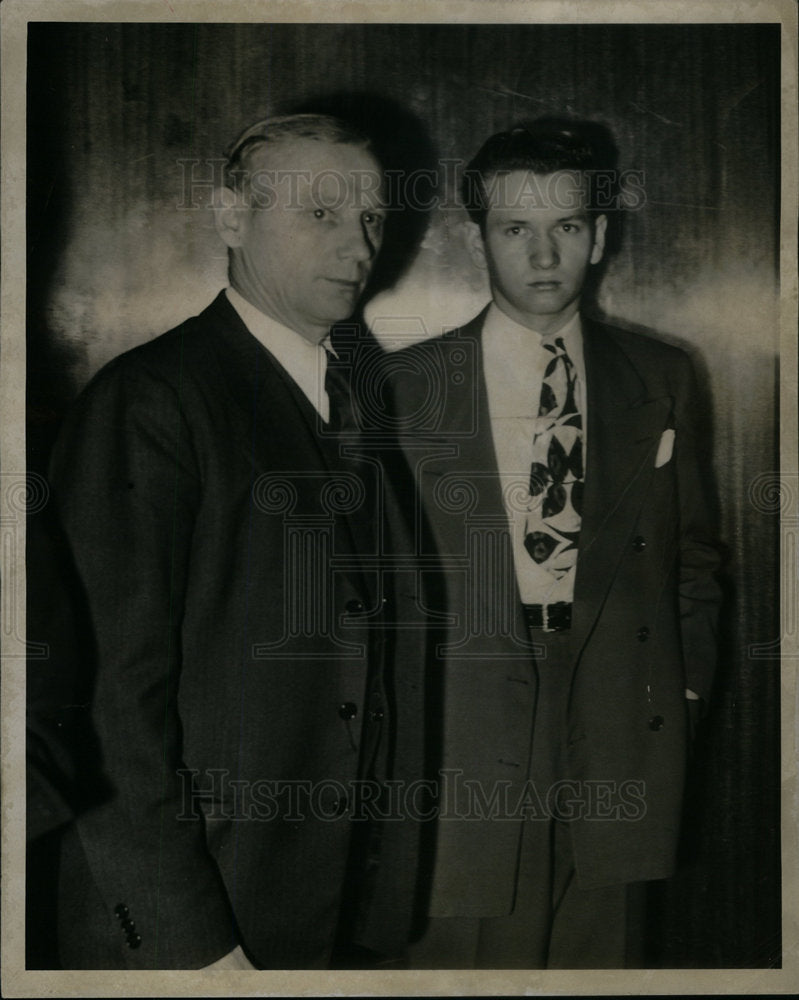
left=324, top=277, right=362, bottom=293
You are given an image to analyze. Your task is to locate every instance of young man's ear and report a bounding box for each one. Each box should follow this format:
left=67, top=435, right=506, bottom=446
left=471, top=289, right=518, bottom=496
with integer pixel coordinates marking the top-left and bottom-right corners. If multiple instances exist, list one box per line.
left=213, top=186, right=250, bottom=249
left=590, top=213, right=608, bottom=265
left=464, top=220, right=487, bottom=271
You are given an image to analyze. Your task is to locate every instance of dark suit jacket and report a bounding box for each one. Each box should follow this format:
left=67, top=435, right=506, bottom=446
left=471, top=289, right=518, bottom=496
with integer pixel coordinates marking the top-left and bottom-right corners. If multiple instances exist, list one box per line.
left=389, top=307, right=722, bottom=916
left=47, top=292, right=429, bottom=968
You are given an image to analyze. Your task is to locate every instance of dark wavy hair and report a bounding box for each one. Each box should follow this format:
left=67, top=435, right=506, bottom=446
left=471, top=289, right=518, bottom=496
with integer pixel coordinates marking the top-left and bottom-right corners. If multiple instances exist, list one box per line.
left=462, top=118, right=618, bottom=233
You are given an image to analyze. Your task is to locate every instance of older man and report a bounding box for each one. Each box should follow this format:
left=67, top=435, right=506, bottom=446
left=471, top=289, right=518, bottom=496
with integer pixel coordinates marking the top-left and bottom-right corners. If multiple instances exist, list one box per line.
left=49, top=114, right=428, bottom=969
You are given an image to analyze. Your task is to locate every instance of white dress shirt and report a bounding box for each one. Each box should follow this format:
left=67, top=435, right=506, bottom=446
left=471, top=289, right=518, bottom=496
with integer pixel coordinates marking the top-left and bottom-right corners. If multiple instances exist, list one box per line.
left=226, top=286, right=331, bottom=422
left=481, top=303, right=586, bottom=606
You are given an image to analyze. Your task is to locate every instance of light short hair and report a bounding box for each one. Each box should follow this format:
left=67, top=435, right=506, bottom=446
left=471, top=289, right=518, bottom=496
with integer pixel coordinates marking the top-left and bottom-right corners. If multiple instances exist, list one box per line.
left=223, top=113, right=376, bottom=193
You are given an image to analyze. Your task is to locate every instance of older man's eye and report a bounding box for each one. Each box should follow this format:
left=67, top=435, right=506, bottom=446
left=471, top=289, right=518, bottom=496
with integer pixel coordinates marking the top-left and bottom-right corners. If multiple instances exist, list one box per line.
left=313, top=208, right=327, bottom=220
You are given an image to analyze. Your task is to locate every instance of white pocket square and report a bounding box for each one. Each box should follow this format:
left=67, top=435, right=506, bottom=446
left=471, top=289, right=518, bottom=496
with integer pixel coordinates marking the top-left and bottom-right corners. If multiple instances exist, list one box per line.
left=654, top=429, right=675, bottom=468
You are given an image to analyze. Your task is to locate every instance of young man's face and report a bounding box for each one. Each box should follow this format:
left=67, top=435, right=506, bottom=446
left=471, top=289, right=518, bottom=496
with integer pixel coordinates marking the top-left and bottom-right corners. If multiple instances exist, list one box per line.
left=477, top=170, right=607, bottom=334
left=222, top=137, right=386, bottom=343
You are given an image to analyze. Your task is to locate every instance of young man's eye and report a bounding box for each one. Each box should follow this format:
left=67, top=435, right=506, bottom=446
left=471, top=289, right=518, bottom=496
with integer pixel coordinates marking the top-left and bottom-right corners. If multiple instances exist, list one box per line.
left=506, top=225, right=524, bottom=236
left=560, top=223, right=580, bottom=233
left=313, top=208, right=327, bottom=220
left=363, top=211, right=384, bottom=228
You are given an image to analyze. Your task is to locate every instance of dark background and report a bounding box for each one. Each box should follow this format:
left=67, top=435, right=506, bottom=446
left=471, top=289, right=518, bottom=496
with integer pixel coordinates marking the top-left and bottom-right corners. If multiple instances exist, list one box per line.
left=26, top=22, right=781, bottom=968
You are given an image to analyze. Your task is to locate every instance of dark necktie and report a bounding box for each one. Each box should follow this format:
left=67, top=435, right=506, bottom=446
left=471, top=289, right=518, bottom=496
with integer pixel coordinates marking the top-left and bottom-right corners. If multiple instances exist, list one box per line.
left=523, top=335, right=583, bottom=578
left=323, top=346, right=376, bottom=557
left=324, top=348, right=358, bottom=435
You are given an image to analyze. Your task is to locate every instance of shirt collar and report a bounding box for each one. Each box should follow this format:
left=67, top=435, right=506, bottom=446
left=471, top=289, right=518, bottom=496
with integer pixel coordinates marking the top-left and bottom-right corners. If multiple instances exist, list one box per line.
left=225, top=287, right=330, bottom=421
left=481, top=303, right=585, bottom=420
left=483, top=301, right=582, bottom=351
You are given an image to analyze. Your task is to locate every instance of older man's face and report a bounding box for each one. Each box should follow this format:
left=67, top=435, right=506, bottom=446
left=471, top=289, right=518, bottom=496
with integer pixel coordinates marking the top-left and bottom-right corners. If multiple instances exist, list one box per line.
left=229, top=137, right=385, bottom=343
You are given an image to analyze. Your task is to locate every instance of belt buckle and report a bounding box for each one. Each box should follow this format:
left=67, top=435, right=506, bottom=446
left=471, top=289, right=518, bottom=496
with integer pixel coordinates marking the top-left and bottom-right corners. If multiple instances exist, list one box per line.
left=544, top=602, right=571, bottom=633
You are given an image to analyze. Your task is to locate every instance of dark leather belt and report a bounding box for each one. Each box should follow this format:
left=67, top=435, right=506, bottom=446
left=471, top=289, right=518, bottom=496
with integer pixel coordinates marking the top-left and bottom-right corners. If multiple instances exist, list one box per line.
left=522, top=602, right=572, bottom=632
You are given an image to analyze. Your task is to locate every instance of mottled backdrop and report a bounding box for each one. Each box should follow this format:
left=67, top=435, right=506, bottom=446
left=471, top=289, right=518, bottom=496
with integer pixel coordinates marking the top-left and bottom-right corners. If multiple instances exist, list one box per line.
left=27, top=22, right=781, bottom=968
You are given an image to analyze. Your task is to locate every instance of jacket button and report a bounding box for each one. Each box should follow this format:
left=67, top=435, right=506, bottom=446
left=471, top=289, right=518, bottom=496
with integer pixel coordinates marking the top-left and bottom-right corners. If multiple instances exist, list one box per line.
left=127, top=933, right=142, bottom=949
left=637, top=626, right=650, bottom=641
left=333, top=795, right=349, bottom=816
left=648, top=715, right=665, bottom=731
left=370, top=708, right=385, bottom=722
left=114, top=903, right=129, bottom=918
left=338, top=702, right=357, bottom=721
left=345, top=599, right=364, bottom=614
left=633, top=535, right=646, bottom=552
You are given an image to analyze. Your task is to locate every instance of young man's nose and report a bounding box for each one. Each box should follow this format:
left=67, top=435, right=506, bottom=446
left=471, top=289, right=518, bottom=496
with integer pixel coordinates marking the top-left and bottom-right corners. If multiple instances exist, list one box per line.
left=529, top=234, right=559, bottom=269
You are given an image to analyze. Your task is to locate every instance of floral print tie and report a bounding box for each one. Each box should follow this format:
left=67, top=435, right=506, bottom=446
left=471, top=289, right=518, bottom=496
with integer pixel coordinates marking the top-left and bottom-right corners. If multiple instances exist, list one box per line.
left=523, top=336, right=583, bottom=579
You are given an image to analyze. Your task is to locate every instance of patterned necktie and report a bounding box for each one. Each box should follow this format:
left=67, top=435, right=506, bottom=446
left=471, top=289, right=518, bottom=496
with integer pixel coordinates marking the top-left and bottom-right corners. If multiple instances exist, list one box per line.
left=523, top=335, right=583, bottom=578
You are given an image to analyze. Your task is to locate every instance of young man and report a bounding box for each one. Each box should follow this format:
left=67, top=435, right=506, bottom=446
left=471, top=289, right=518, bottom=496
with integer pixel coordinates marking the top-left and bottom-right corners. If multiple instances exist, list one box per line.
left=45, top=114, right=429, bottom=969
left=391, top=120, right=723, bottom=968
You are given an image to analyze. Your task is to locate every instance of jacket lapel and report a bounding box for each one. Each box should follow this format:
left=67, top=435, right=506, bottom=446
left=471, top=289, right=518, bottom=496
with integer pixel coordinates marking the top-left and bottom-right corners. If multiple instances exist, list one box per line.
left=417, top=310, right=507, bottom=544
left=415, top=311, right=530, bottom=654
left=202, top=292, right=328, bottom=465
left=570, top=320, right=673, bottom=656
left=201, top=292, right=377, bottom=583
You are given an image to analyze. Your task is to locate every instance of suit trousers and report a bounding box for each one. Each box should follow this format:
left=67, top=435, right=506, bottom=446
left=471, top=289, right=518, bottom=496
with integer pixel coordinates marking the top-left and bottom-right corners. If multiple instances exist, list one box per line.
left=407, top=627, right=646, bottom=969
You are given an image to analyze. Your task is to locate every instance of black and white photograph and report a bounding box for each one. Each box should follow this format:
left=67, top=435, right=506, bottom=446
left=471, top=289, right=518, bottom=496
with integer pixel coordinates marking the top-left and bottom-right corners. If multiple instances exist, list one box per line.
left=2, top=0, right=796, bottom=995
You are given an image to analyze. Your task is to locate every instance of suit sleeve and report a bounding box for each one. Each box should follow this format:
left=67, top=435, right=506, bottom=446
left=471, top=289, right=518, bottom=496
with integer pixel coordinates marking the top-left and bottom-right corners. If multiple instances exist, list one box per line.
left=50, top=354, right=237, bottom=969
left=672, top=351, right=724, bottom=704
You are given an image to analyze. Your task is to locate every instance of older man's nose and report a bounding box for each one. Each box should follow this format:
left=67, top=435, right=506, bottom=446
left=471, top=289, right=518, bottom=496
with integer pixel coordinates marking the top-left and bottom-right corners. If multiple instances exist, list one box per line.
left=338, top=219, right=376, bottom=261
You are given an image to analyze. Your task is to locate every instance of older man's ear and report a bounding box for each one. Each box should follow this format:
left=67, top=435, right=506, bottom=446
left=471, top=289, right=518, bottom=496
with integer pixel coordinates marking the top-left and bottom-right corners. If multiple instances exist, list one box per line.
left=213, top=186, right=250, bottom=249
